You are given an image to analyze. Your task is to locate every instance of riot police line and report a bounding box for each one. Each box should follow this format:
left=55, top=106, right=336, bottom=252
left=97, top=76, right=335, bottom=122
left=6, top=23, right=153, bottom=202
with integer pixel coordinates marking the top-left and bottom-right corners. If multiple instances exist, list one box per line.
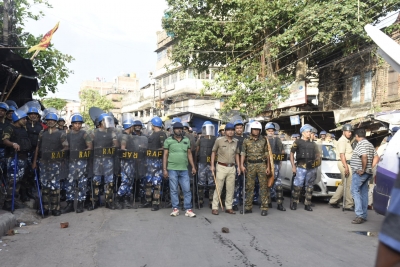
left=0, top=101, right=324, bottom=218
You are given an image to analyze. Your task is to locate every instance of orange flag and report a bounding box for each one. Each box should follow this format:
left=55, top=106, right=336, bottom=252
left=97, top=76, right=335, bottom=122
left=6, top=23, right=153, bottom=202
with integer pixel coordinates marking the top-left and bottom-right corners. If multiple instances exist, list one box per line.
left=28, top=22, right=60, bottom=53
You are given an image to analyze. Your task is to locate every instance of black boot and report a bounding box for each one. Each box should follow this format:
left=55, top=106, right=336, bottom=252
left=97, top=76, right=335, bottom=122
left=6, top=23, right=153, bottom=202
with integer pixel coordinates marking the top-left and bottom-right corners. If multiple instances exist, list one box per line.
left=277, top=204, right=286, bottom=211
left=86, top=201, right=98, bottom=211
left=76, top=201, right=84, bottom=213
left=232, top=205, right=239, bottom=211
left=52, top=210, right=61, bottom=216
left=60, top=189, right=67, bottom=202
left=290, top=202, right=297, bottom=210
left=61, top=201, right=75, bottom=214
left=26, top=188, right=36, bottom=199
left=304, top=205, right=313, bottom=211
left=114, top=197, right=123, bottom=210
left=19, top=188, right=29, bottom=202
left=36, top=209, right=49, bottom=216
left=2, top=200, right=23, bottom=211
left=151, top=204, right=159, bottom=211
left=268, top=203, right=272, bottom=208
left=139, top=201, right=152, bottom=208
left=124, top=196, right=132, bottom=209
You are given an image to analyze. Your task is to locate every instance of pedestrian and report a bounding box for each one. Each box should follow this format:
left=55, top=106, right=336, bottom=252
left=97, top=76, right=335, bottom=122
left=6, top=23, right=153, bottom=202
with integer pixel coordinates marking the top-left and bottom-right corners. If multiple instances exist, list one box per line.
left=349, top=128, right=379, bottom=224
left=144, top=116, right=167, bottom=211
left=232, top=119, right=245, bottom=211
left=329, top=124, right=354, bottom=211
left=32, top=112, right=68, bottom=216
left=290, top=124, right=320, bottom=211
left=1, top=110, right=31, bottom=211
left=319, top=131, right=327, bottom=142
left=62, top=114, right=92, bottom=214
left=210, top=123, right=240, bottom=215
left=163, top=122, right=197, bottom=217
left=196, top=121, right=217, bottom=209
left=240, top=121, right=272, bottom=216
left=265, top=122, right=286, bottom=211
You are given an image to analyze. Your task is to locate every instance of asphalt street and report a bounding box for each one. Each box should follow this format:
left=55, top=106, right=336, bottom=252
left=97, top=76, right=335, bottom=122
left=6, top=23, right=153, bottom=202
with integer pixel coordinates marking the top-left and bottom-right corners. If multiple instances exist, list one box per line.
left=0, top=198, right=383, bottom=267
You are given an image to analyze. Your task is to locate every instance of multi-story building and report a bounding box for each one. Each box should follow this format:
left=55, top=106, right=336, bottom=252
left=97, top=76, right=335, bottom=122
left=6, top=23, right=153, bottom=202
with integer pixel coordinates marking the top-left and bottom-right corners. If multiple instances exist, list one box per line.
left=80, top=74, right=140, bottom=121
left=121, top=30, right=223, bottom=123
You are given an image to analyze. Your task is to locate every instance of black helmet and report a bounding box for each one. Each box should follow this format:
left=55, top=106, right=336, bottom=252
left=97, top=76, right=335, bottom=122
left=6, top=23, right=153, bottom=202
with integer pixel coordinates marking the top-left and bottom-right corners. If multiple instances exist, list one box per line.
left=342, top=124, right=353, bottom=131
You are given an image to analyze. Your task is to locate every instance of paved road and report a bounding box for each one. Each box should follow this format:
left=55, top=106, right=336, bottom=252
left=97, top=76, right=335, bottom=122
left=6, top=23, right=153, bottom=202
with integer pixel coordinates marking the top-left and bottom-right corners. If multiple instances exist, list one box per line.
left=0, top=198, right=382, bottom=267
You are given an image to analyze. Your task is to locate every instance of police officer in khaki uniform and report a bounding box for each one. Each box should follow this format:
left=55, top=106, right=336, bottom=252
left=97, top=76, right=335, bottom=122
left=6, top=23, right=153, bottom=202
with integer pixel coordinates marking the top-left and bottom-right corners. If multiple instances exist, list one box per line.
left=210, top=123, right=240, bottom=215
left=329, top=124, right=354, bottom=210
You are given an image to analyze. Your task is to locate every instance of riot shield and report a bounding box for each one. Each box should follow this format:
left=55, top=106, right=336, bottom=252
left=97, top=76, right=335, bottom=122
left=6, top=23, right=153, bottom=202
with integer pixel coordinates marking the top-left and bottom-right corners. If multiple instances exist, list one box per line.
left=19, top=100, right=42, bottom=115
left=229, top=115, right=243, bottom=124
left=92, top=128, right=116, bottom=177
left=89, top=107, right=104, bottom=124
left=42, top=107, right=58, bottom=121
left=134, top=135, right=148, bottom=180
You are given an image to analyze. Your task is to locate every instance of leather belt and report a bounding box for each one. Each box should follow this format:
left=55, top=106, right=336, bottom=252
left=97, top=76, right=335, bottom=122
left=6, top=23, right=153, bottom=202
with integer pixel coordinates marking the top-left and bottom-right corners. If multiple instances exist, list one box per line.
left=217, top=162, right=235, bottom=167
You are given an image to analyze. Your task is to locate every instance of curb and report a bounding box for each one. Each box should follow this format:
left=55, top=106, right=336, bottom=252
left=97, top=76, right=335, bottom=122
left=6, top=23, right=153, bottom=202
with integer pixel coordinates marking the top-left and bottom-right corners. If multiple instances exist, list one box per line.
left=0, top=210, right=16, bottom=237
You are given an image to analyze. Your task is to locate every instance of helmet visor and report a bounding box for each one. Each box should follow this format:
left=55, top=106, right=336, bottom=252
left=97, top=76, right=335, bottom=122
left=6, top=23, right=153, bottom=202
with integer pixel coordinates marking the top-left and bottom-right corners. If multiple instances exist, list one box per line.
left=202, top=124, right=215, bottom=136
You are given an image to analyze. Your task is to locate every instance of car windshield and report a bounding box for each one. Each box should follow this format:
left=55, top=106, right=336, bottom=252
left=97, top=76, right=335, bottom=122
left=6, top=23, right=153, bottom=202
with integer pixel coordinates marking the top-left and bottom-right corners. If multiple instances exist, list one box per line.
left=322, top=145, right=337, bottom=160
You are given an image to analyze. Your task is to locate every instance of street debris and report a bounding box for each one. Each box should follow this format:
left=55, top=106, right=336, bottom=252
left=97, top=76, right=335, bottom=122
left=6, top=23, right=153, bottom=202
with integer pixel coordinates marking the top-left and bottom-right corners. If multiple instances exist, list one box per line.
left=222, top=227, right=229, bottom=233
left=19, top=222, right=26, bottom=227
left=60, top=222, right=69, bottom=228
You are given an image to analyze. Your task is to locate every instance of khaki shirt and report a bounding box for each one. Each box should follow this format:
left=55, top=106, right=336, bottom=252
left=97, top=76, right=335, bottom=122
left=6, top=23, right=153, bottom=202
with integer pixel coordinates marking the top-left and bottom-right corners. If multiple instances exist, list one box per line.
left=212, top=136, right=239, bottom=164
left=336, top=135, right=353, bottom=161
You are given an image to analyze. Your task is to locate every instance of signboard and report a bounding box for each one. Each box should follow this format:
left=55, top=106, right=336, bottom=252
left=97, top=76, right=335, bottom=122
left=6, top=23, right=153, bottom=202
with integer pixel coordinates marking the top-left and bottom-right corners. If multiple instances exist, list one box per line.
left=278, top=81, right=306, bottom=108
left=290, top=115, right=300, bottom=125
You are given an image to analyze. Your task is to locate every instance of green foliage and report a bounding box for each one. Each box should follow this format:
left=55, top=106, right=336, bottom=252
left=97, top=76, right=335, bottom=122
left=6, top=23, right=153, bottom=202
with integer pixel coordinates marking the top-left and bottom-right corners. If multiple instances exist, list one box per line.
left=41, top=97, right=67, bottom=111
left=79, top=89, right=114, bottom=127
left=0, top=0, right=74, bottom=97
left=163, top=0, right=400, bottom=116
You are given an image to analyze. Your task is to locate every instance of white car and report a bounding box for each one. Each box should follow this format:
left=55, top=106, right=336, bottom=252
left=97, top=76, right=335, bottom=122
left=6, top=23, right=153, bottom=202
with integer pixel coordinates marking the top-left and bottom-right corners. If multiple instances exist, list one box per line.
left=279, top=141, right=341, bottom=197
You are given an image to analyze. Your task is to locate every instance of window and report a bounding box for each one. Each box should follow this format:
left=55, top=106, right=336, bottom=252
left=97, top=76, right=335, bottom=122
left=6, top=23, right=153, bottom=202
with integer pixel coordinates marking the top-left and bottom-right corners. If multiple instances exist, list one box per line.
left=157, top=49, right=167, bottom=61
left=388, top=66, right=399, bottom=97
left=188, top=69, right=196, bottom=79
left=352, top=75, right=361, bottom=103
left=179, top=70, right=186, bottom=80
left=364, top=71, right=372, bottom=102
left=171, top=72, right=177, bottom=84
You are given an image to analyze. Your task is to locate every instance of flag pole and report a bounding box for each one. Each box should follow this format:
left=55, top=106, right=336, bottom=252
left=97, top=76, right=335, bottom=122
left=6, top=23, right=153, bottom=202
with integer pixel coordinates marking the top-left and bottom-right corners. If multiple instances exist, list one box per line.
left=3, top=50, right=40, bottom=101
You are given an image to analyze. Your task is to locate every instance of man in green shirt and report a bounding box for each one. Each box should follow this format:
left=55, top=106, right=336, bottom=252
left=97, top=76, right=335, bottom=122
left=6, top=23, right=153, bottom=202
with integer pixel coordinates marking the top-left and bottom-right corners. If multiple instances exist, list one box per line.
left=163, top=122, right=197, bottom=217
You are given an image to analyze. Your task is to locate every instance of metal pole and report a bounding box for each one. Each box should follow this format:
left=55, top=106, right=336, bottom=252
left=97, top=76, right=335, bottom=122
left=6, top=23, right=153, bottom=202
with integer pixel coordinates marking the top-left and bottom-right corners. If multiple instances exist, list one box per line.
left=34, top=169, right=44, bottom=218
left=11, top=153, right=18, bottom=213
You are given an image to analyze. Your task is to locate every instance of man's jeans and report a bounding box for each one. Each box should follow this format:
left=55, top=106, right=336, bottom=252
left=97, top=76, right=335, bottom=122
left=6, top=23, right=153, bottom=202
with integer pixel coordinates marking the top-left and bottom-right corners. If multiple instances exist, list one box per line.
left=351, top=172, right=372, bottom=219
left=168, top=170, right=192, bottom=210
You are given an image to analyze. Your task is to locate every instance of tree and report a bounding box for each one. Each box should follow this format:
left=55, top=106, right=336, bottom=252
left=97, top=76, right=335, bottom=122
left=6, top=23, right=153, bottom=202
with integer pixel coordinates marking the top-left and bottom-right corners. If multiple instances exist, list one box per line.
left=79, top=89, right=114, bottom=127
left=163, top=0, right=400, bottom=116
left=41, top=97, right=67, bottom=111
left=0, top=0, right=74, bottom=97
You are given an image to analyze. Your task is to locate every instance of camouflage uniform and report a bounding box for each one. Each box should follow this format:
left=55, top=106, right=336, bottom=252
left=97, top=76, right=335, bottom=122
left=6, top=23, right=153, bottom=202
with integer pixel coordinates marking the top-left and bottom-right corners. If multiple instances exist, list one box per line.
left=233, top=135, right=245, bottom=207
left=91, top=128, right=117, bottom=207
left=290, top=139, right=320, bottom=206
left=267, top=137, right=285, bottom=205
left=241, top=136, right=270, bottom=211
left=38, top=129, right=68, bottom=212
left=65, top=130, right=92, bottom=202
left=2, top=123, right=31, bottom=207
left=143, top=130, right=165, bottom=207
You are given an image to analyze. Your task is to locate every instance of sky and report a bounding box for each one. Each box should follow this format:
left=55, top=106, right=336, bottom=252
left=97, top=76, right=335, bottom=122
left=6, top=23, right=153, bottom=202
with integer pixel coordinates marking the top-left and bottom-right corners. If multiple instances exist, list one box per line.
left=25, top=0, right=168, bottom=100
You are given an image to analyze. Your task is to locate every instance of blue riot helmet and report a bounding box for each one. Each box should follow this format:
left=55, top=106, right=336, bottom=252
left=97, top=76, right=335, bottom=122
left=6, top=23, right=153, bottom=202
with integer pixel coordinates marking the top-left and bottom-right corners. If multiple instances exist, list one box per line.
left=300, top=124, right=313, bottom=134
left=225, top=123, right=235, bottom=131
left=233, top=119, right=244, bottom=127
left=265, top=122, right=275, bottom=130
left=202, top=121, right=215, bottom=136
left=182, top=122, right=190, bottom=129
left=27, top=107, right=40, bottom=115
left=12, top=110, right=27, bottom=123
left=7, top=105, right=16, bottom=114
left=71, top=114, right=84, bottom=123
left=45, top=112, right=58, bottom=121
left=320, top=130, right=327, bottom=135
left=5, top=100, right=18, bottom=109
left=98, top=113, right=115, bottom=128
left=132, top=120, right=142, bottom=127
left=151, top=116, right=163, bottom=127
left=58, top=117, right=65, bottom=123
left=0, top=102, right=9, bottom=112
left=122, top=118, right=135, bottom=129
left=171, top=117, right=181, bottom=123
